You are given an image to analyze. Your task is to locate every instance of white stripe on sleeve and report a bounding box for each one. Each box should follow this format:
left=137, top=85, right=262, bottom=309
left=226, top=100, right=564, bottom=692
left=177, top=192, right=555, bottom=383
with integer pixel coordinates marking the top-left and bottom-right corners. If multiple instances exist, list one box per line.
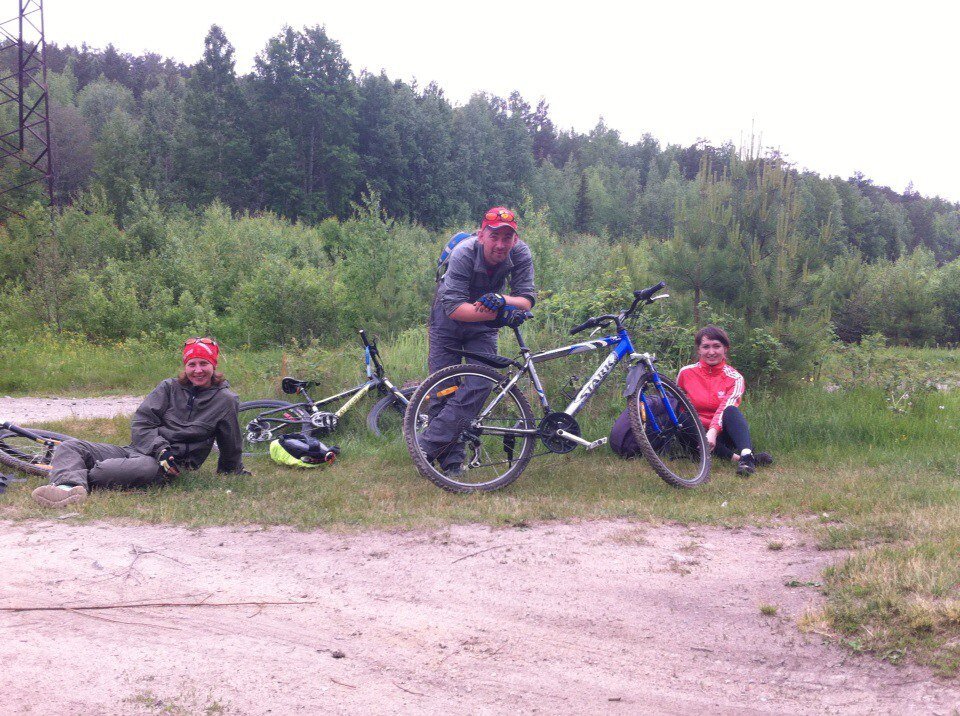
left=716, top=366, right=745, bottom=429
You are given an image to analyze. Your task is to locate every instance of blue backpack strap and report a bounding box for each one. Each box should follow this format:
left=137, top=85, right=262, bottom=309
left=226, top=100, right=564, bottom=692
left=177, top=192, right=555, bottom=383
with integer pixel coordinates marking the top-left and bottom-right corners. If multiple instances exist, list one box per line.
left=436, top=231, right=475, bottom=281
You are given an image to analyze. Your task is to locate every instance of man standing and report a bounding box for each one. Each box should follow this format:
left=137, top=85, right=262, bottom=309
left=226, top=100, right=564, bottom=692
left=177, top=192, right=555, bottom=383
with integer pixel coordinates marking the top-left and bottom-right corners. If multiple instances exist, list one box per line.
left=421, top=206, right=537, bottom=476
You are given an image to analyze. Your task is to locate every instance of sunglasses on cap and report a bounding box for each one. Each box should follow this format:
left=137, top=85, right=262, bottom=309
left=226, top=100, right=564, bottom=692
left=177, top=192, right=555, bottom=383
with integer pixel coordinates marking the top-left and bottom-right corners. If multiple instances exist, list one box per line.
left=184, top=337, right=218, bottom=347
left=484, top=208, right=516, bottom=223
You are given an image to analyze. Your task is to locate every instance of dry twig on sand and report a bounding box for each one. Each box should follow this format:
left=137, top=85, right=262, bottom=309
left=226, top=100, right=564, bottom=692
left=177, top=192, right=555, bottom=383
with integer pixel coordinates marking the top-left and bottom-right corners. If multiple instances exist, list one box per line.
left=450, top=544, right=515, bottom=564
left=1, top=599, right=318, bottom=613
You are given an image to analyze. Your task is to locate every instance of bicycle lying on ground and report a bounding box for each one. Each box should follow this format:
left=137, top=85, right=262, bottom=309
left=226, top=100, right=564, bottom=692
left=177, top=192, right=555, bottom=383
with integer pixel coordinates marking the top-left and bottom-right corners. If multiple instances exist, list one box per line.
left=0, top=421, right=66, bottom=475
left=403, top=282, right=711, bottom=493
left=238, top=329, right=415, bottom=456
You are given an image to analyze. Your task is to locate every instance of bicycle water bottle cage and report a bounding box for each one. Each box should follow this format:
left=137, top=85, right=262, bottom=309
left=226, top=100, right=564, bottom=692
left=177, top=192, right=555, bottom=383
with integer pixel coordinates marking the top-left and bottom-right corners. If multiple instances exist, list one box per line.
left=560, top=374, right=581, bottom=402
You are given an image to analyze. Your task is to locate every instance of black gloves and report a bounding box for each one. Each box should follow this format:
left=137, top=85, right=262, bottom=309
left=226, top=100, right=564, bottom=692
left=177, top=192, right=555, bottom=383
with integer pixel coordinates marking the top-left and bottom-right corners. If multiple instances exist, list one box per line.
left=477, top=293, right=506, bottom=312
left=493, top=305, right=527, bottom=328
left=157, top=448, right=180, bottom=476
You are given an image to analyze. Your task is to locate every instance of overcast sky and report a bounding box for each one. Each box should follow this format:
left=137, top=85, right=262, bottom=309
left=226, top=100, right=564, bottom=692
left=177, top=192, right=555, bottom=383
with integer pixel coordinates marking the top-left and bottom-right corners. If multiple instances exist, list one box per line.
left=46, top=1, right=960, bottom=202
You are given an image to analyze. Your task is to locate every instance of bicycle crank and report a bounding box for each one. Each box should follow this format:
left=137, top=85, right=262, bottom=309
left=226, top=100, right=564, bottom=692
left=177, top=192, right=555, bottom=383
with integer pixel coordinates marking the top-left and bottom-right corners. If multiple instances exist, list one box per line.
left=538, top=412, right=581, bottom=454
left=554, top=430, right=608, bottom=451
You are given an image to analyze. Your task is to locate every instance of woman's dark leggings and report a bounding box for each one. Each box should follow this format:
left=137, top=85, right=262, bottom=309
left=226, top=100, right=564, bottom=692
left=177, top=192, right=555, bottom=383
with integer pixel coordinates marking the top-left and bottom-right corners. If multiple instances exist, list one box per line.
left=712, top=405, right=753, bottom=460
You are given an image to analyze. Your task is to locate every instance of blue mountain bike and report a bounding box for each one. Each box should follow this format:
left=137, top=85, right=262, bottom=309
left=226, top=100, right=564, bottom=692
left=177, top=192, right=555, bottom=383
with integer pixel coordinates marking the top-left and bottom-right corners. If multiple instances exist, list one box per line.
left=403, top=282, right=711, bottom=492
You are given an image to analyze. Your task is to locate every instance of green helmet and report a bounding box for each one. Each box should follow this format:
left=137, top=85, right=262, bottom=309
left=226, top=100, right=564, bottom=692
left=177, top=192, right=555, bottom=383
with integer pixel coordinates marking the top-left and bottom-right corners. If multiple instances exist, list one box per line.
left=270, top=433, right=339, bottom=468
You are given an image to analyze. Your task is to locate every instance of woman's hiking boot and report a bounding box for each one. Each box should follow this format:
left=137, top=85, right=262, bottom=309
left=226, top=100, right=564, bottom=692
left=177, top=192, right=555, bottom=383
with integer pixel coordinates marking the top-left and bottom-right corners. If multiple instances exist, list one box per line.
left=32, top=484, right=87, bottom=508
left=736, top=453, right=757, bottom=477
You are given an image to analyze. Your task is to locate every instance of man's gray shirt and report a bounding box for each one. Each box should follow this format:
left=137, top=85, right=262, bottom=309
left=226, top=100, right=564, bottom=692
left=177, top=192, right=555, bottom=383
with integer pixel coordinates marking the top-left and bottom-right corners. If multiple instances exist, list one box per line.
left=435, top=237, right=537, bottom=318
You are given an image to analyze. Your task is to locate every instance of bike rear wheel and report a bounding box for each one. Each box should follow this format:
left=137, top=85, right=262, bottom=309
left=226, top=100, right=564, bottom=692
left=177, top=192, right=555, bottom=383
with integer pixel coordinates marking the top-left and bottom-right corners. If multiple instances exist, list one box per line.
left=237, top=400, right=311, bottom=457
left=366, top=385, right=417, bottom=438
left=403, top=364, right=536, bottom=493
left=628, top=376, right=711, bottom=488
left=0, top=427, right=71, bottom=476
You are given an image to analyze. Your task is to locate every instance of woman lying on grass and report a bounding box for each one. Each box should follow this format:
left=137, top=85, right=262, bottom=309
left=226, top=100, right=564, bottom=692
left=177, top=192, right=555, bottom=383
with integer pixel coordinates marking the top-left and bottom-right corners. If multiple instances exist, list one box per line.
left=676, top=325, right=773, bottom=477
left=31, top=337, right=247, bottom=508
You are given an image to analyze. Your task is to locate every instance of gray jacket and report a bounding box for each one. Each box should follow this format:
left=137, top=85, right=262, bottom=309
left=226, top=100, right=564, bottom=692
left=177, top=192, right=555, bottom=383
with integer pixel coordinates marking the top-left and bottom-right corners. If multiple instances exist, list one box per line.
left=435, top=237, right=537, bottom=319
left=130, top=378, right=244, bottom=473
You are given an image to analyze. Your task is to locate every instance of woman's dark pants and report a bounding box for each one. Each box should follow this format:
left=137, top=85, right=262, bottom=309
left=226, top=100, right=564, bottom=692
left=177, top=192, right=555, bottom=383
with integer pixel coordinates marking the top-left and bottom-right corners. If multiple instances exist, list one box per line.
left=49, top=439, right=164, bottom=491
left=712, top=405, right=753, bottom=460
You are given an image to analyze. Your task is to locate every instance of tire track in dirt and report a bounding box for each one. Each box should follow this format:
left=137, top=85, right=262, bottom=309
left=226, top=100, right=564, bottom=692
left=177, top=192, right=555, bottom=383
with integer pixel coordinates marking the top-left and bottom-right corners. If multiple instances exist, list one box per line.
left=3, top=520, right=959, bottom=714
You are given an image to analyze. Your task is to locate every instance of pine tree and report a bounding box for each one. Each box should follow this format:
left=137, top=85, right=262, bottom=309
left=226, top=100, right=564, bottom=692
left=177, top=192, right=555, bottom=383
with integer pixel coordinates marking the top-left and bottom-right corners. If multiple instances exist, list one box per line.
left=177, top=25, right=252, bottom=209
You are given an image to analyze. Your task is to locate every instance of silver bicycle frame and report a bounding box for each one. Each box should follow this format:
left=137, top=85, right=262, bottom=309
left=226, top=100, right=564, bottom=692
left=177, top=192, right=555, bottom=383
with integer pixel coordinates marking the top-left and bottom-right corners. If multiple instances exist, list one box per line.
left=474, top=333, right=632, bottom=430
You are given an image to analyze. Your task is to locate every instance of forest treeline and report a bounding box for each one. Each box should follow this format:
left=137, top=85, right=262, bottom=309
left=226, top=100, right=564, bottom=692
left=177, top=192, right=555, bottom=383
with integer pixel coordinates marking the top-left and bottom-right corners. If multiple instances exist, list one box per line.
left=0, top=24, right=956, bottom=260
left=1, top=24, right=959, bottom=383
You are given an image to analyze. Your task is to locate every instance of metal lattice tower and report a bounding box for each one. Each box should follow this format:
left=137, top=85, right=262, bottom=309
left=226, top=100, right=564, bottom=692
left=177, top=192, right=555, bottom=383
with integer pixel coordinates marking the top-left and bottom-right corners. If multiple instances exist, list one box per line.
left=0, top=0, right=52, bottom=217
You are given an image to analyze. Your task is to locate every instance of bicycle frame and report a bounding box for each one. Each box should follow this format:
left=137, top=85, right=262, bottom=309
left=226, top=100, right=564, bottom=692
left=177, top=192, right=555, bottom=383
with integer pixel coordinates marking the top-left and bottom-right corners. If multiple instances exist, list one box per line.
left=253, top=333, right=410, bottom=429
left=474, top=328, right=680, bottom=442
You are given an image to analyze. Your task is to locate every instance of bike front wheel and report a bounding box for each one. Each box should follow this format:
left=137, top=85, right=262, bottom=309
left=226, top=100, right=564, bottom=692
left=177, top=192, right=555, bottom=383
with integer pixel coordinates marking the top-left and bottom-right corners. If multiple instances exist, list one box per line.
left=628, top=376, right=711, bottom=488
left=403, top=364, right=536, bottom=493
left=366, top=385, right=417, bottom=438
left=0, top=427, right=71, bottom=476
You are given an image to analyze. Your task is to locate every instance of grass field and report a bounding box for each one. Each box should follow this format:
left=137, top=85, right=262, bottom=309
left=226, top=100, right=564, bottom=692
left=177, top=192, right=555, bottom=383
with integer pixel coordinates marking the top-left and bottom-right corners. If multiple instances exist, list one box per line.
left=2, top=339, right=959, bottom=675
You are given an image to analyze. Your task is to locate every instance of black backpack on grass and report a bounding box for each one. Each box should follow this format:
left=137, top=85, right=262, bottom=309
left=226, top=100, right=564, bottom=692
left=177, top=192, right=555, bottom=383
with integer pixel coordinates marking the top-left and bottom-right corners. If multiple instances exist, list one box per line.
left=609, top=394, right=679, bottom=458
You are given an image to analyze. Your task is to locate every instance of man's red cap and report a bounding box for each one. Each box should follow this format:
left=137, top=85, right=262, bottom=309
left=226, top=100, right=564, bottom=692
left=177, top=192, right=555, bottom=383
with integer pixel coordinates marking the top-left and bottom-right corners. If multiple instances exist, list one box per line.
left=480, top=206, right=519, bottom=234
left=183, top=339, right=219, bottom=368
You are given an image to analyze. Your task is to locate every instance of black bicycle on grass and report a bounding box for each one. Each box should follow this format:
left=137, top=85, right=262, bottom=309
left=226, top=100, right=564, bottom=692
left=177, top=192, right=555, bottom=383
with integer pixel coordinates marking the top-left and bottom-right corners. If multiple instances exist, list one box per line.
left=403, top=282, right=711, bottom=493
left=0, top=421, right=66, bottom=475
left=237, top=329, right=415, bottom=456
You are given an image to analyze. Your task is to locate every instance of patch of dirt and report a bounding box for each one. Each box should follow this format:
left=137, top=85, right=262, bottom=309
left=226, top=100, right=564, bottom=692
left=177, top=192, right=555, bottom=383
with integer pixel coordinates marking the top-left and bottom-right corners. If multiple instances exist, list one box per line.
left=2, top=520, right=957, bottom=714
left=0, top=396, right=144, bottom=425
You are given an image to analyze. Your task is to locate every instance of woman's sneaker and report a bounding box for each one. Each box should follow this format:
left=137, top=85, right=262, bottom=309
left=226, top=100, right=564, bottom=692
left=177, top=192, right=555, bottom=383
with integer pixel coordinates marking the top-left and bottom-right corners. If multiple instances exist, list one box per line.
left=736, top=453, right=757, bottom=477
left=32, top=484, right=87, bottom=508
left=754, top=452, right=774, bottom=467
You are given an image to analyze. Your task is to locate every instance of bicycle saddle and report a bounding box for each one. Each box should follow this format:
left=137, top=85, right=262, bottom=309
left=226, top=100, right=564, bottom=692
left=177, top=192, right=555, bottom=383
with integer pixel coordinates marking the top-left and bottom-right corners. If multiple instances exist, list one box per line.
left=448, top=349, right=522, bottom=370
left=281, top=377, right=310, bottom=394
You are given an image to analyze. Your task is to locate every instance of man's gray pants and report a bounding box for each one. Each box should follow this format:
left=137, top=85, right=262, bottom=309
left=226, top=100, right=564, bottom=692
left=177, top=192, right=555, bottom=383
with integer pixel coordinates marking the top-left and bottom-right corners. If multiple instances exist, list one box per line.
left=419, top=302, right=499, bottom=471
left=50, top=439, right=164, bottom=491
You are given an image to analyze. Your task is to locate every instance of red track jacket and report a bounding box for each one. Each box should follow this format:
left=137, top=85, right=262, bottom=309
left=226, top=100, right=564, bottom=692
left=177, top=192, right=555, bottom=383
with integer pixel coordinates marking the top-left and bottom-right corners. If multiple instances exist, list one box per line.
left=676, top=359, right=745, bottom=431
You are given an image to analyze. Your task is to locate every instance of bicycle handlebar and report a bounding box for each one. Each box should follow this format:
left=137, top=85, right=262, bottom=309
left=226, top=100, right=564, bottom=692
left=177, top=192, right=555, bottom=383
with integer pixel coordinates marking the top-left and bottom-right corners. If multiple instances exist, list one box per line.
left=633, top=281, right=666, bottom=303
left=569, top=282, right=669, bottom=335
left=570, top=315, right=615, bottom=335
left=569, top=318, right=597, bottom=335
left=1, top=421, right=45, bottom=441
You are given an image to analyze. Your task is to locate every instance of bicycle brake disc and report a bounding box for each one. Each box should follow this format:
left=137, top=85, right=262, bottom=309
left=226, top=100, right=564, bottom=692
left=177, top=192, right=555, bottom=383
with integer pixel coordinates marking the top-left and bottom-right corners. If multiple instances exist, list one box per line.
left=246, top=427, right=272, bottom=443
left=537, top=412, right=581, bottom=454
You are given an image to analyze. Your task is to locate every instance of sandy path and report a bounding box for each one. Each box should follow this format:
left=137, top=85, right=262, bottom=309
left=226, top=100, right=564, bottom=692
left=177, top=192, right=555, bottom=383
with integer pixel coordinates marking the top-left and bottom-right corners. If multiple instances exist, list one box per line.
left=0, top=396, right=144, bottom=425
left=3, top=520, right=957, bottom=715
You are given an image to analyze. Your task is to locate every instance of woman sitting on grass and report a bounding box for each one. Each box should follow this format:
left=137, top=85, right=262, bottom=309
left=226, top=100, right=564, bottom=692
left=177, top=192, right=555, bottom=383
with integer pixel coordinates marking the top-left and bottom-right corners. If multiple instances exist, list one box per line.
left=31, top=337, right=247, bottom=508
left=676, top=325, right=773, bottom=477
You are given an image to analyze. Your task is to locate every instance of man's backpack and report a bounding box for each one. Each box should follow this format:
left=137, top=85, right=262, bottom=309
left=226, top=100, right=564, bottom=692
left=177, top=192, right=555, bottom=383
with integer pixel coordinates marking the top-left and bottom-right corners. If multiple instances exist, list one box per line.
left=609, top=394, right=680, bottom=458
left=436, top=231, right=476, bottom=281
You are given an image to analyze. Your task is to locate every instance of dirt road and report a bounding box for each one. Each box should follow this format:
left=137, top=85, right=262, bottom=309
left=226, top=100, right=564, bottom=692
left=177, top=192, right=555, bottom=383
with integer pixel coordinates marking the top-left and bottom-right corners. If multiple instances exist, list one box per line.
left=3, top=520, right=958, bottom=715
left=0, top=396, right=143, bottom=424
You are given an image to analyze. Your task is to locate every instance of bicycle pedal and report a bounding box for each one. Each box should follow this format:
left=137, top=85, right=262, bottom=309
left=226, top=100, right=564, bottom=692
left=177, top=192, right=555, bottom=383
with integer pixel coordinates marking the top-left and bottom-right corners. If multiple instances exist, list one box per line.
left=585, top=437, right=608, bottom=451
